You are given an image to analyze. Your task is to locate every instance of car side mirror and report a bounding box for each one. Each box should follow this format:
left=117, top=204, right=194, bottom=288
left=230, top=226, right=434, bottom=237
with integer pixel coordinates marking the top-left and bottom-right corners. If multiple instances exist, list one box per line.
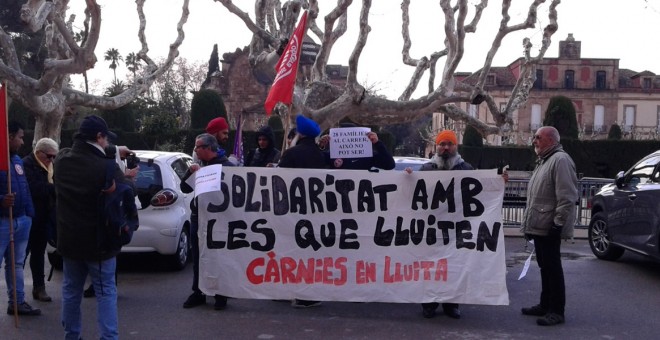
left=615, top=171, right=625, bottom=188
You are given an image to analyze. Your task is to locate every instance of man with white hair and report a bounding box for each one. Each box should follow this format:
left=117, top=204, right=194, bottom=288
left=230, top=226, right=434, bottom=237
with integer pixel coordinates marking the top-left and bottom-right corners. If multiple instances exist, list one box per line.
left=520, top=126, right=578, bottom=326
left=23, top=137, right=59, bottom=302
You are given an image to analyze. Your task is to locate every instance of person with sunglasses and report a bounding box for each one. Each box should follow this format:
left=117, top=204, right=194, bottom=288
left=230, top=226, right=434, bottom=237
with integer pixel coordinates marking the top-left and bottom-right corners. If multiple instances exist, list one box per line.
left=22, top=137, right=59, bottom=303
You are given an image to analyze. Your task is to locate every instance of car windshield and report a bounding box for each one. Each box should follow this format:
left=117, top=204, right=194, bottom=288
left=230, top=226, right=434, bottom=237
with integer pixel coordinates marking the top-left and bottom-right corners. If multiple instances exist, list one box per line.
left=626, top=154, right=660, bottom=185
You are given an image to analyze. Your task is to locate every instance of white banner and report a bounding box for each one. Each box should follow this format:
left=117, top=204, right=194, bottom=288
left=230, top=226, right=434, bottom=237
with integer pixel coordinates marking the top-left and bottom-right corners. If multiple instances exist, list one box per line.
left=198, top=167, right=508, bottom=305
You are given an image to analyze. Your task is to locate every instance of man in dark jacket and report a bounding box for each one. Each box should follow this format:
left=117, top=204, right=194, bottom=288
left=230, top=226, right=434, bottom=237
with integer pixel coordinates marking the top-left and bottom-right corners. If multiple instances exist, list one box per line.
left=181, top=133, right=235, bottom=311
left=1, top=121, right=39, bottom=316
left=54, top=115, right=124, bottom=339
left=405, top=129, right=470, bottom=320
left=279, top=115, right=326, bottom=308
left=244, top=125, right=281, bottom=167
left=278, top=115, right=325, bottom=169
left=23, top=137, right=59, bottom=302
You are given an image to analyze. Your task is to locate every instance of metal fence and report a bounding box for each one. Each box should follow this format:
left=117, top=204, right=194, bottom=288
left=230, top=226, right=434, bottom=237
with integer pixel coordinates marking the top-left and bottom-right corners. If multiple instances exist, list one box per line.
left=502, top=177, right=613, bottom=229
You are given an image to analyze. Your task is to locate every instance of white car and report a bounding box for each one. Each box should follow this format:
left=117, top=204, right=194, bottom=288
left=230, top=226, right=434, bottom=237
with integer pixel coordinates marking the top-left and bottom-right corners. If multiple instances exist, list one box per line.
left=392, top=156, right=431, bottom=171
left=49, top=150, right=194, bottom=270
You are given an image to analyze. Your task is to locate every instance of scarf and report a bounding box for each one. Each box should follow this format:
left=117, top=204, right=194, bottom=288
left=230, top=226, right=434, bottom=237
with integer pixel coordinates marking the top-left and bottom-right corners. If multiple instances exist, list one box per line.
left=536, top=144, right=562, bottom=165
left=34, top=151, right=54, bottom=184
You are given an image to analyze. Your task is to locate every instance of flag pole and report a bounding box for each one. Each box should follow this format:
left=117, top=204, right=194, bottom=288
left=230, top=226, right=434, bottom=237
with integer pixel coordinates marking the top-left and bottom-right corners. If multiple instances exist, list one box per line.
left=281, top=105, right=292, bottom=152
left=1, top=81, right=19, bottom=326
left=283, top=12, right=308, bottom=153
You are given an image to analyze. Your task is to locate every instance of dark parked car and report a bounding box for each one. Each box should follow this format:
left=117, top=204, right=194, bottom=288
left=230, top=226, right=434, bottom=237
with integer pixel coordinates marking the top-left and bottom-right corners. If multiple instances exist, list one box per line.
left=588, top=150, right=660, bottom=261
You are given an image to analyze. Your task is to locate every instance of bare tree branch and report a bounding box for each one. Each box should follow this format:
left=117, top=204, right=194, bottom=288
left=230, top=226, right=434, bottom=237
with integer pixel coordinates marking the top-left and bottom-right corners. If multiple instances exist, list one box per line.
left=0, top=0, right=190, bottom=143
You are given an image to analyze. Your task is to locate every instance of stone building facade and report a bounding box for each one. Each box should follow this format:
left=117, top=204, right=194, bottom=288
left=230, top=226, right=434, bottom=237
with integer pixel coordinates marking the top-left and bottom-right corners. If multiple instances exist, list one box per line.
left=433, top=34, right=660, bottom=146
left=204, top=46, right=348, bottom=132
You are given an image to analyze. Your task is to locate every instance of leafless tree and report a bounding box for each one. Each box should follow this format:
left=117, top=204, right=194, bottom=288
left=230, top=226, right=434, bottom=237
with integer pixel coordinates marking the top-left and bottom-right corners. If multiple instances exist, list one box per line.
left=215, top=0, right=560, bottom=137
left=0, top=0, right=189, bottom=143
left=150, top=57, right=206, bottom=129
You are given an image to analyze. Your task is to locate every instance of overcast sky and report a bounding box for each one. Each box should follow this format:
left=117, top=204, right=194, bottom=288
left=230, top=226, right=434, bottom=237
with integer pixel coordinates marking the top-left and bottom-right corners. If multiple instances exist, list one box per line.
left=69, top=0, right=660, bottom=99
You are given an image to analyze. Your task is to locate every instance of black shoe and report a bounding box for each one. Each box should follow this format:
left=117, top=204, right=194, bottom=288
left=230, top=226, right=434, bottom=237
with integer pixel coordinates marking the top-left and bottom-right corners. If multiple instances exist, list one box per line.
left=214, top=295, right=227, bottom=310
left=521, top=304, right=547, bottom=316
left=291, top=299, right=322, bottom=308
left=537, top=313, right=565, bottom=326
left=7, top=301, right=42, bottom=316
left=442, top=303, right=461, bottom=319
left=422, top=306, right=436, bottom=319
left=183, top=292, right=206, bottom=309
left=83, top=285, right=95, bottom=298
left=33, top=286, right=52, bottom=302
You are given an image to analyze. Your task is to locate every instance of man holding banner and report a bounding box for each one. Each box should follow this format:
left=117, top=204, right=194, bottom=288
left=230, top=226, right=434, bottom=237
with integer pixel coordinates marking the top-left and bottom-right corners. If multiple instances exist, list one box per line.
left=321, top=123, right=395, bottom=171
left=278, top=115, right=325, bottom=308
left=407, top=129, right=471, bottom=319
left=181, top=133, right=235, bottom=311
left=1, top=121, right=40, bottom=316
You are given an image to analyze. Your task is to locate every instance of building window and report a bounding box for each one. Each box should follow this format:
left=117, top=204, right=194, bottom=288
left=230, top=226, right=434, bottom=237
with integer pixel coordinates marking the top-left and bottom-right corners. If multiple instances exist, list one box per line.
left=531, top=104, right=542, bottom=131
left=643, top=78, right=652, bottom=89
left=564, top=70, right=575, bottom=89
left=624, top=105, right=635, bottom=132
left=468, top=104, right=478, bottom=118
left=534, top=69, right=543, bottom=89
left=594, top=105, right=604, bottom=133
left=486, top=74, right=496, bottom=86
left=596, top=71, right=606, bottom=90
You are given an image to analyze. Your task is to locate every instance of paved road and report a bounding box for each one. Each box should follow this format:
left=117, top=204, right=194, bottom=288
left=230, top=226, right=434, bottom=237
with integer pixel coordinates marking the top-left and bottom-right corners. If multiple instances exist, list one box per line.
left=2, top=236, right=659, bottom=339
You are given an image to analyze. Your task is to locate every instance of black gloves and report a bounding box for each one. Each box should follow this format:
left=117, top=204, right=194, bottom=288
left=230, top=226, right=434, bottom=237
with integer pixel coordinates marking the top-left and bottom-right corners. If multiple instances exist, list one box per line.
left=549, top=224, right=563, bottom=237
left=276, top=38, right=289, bottom=56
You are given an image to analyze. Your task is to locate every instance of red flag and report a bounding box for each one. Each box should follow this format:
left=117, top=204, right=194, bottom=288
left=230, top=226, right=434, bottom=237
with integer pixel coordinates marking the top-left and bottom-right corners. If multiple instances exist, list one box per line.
left=0, top=82, right=9, bottom=172
left=264, top=11, right=308, bottom=115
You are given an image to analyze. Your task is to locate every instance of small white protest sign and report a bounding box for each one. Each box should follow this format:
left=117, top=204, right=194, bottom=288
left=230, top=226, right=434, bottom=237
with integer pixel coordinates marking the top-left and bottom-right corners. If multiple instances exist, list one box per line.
left=329, top=127, right=372, bottom=159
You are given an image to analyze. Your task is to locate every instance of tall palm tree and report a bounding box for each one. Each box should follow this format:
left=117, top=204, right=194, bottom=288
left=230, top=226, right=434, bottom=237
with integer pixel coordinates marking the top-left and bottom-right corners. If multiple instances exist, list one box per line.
left=125, top=52, right=141, bottom=79
left=104, top=48, right=123, bottom=82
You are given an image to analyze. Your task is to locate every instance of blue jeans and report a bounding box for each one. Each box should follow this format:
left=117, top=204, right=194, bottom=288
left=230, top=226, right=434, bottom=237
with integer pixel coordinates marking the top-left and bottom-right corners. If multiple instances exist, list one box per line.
left=62, top=256, right=118, bottom=340
left=0, top=216, right=31, bottom=305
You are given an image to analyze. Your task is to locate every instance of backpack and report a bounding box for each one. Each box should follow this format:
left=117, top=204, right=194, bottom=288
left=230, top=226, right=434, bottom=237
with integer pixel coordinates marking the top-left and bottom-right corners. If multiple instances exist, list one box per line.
left=97, top=158, right=139, bottom=253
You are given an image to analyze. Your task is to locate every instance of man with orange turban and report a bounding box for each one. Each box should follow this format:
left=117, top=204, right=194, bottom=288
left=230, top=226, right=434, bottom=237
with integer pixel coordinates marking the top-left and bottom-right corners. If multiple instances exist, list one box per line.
left=426, top=129, right=471, bottom=171
left=405, top=128, right=471, bottom=319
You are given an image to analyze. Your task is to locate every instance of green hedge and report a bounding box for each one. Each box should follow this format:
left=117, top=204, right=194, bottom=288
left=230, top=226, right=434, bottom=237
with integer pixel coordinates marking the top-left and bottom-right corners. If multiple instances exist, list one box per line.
left=23, top=129, right=653, bottom=178
left=460, top=139, right=660, bottom=178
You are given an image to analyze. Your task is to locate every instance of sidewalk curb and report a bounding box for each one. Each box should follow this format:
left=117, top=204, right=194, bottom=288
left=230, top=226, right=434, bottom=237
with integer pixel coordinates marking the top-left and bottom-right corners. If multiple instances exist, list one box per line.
left=504, top=227, right=588, bottom=240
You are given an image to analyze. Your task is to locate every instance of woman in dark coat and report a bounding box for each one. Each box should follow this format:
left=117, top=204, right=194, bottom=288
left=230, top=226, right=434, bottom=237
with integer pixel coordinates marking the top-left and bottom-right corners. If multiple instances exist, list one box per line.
left=22, top=138, right=59, bottom=302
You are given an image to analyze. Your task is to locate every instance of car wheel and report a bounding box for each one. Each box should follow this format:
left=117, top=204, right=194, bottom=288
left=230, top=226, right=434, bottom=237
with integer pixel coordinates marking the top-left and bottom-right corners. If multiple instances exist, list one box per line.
left=588, top=212, right=624, bottom=261
left=168, top=227, right=190, bottom=270
left=48, top=252, right=63, bottom=270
